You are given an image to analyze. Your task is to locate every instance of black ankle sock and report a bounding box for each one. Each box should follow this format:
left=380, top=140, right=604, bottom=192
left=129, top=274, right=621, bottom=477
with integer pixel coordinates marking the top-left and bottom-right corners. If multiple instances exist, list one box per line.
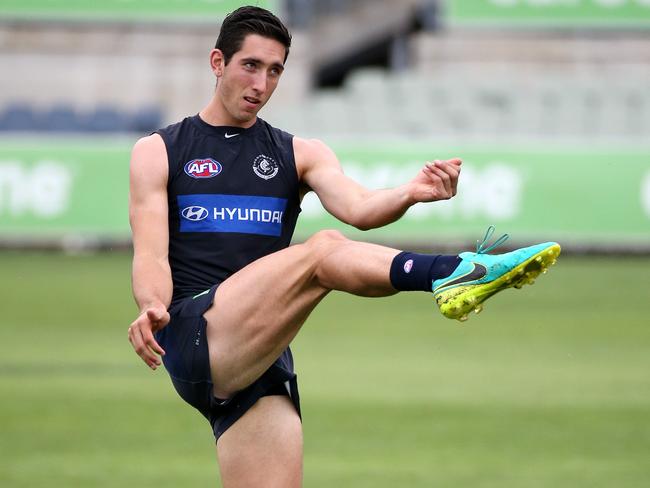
left=389, top=252, right=462, bottom=292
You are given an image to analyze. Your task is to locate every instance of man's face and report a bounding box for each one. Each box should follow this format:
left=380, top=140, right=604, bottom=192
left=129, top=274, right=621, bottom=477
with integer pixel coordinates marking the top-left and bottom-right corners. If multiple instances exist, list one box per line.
left=215, top=34, right=286, bottom=125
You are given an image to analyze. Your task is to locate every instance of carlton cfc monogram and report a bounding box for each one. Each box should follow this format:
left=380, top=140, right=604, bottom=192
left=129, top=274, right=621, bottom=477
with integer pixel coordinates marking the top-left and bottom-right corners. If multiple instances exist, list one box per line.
left=252, top=154, right=279, bottom=180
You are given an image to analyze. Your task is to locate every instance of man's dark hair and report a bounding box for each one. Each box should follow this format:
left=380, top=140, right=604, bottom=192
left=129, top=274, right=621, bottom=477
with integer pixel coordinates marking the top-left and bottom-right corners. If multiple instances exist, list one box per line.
left=216, top=6, right=292, bottom=65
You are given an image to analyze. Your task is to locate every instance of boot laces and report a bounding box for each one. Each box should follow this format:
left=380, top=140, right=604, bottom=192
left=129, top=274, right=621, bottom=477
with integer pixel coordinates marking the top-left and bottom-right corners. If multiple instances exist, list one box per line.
left=476, top=225, right=509, bottom=254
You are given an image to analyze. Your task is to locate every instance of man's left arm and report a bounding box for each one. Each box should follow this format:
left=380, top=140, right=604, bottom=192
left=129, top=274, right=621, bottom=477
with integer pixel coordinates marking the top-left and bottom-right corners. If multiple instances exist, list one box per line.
left=295, top=137, right=461, bottom=230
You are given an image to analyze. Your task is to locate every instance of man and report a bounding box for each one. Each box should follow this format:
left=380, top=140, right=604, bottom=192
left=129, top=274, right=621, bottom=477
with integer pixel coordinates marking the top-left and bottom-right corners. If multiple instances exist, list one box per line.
left=128, top=6, right=560, bottom=487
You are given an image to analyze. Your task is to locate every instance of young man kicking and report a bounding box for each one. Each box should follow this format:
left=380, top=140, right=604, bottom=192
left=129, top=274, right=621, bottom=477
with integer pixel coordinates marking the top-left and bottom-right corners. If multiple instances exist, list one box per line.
left=127, top=6, right=560, bottom=487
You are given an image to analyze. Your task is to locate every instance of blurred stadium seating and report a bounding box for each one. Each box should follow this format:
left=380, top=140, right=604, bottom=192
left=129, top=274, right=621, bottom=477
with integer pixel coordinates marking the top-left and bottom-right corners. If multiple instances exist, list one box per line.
left=1, top=0, right=648, bottom=140
left=0, top=103, right=163, bottom=133
left=275, top=62, right=650, bottom=139
left=0, top=103, right=42, bottom=131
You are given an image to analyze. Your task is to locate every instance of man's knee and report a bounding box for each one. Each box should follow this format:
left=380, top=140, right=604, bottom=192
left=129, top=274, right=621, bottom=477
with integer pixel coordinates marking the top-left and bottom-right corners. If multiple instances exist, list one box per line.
left=305, top=229, right=347, bottom=250
left=302, top=230, right=349, bottom=285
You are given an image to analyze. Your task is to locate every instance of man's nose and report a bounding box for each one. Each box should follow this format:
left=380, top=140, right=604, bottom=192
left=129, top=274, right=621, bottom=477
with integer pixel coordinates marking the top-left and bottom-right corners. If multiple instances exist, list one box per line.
left=251, top=72, right=267, bottom=94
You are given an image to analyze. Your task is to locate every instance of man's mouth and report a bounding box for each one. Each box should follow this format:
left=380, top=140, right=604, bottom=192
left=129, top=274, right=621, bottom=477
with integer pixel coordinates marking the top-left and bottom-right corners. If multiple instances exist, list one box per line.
left=244, top=96, right=261, bottom=105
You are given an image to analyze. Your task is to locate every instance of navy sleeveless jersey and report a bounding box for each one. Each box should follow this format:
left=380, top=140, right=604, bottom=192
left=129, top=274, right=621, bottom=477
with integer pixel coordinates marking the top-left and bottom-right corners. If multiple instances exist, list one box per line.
left=156, top=115, right=301, bottom=304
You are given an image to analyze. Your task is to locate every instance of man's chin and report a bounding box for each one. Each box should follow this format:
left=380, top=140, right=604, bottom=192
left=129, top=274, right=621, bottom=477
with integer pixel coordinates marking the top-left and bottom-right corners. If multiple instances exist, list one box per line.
left=235, top=110, right=260, bottom=125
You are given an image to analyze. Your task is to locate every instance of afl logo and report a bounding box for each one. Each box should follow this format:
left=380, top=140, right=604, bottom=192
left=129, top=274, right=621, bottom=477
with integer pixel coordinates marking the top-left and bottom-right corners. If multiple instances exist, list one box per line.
left=184, top=158, right=222, bottom=179
left=252, top=154, right=279, bottom=180
left=181, top=206, right=209, bottom=221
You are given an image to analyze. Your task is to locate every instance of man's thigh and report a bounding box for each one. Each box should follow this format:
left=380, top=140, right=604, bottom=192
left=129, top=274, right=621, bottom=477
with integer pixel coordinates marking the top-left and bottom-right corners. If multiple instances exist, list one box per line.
left=205, top=239, right=329, bottom=397
left=217, top=395, right=303, bottom=488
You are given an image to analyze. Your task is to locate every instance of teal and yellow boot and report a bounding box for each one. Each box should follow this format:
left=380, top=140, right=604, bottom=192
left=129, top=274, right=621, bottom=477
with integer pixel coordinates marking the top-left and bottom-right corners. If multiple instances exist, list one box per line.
left=432, top=227, right=561, bottom=322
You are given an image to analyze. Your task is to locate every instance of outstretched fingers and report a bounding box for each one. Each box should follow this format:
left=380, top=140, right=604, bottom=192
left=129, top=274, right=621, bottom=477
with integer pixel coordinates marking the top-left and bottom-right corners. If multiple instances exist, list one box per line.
left=128, top=310, right=168, bottom=370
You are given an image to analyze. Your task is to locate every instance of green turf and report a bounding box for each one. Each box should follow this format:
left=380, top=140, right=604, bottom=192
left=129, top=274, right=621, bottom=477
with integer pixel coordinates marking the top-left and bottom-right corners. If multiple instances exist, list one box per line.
left=0, top=252, right=648, bottom=487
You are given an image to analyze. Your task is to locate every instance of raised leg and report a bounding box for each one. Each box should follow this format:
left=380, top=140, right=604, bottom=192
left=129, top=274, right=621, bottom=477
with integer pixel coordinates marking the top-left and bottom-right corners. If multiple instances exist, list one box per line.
left=205, top=230, right=400, bottom=397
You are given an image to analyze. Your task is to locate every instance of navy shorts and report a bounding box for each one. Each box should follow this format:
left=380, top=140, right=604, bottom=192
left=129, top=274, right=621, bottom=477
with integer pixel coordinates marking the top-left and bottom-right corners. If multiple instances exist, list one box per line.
left=155, top=284, right=301, bottom=440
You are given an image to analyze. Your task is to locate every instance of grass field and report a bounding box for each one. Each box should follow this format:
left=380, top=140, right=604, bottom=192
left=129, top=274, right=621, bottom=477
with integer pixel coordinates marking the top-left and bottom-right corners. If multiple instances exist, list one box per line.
left=0, top=251, right=648, bottom=487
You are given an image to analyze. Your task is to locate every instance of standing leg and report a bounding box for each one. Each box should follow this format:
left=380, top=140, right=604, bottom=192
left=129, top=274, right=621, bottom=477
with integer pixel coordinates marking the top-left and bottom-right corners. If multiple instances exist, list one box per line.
left=217, top=395, right=303, bottom=488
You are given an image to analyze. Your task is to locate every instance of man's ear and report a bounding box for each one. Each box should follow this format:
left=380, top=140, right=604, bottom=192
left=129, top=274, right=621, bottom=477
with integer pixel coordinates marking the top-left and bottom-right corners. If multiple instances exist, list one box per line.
left=210, top=49, right=225, bottom=78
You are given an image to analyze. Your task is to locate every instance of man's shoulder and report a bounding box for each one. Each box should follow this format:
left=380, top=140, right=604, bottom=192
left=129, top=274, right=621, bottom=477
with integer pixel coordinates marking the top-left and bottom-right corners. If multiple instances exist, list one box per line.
left=292, top=136, right=339, bottom=180
left=130, top=133, right=168, bottom=178
left=132, top=132, right=164, bottom=153
left=293, top=137, right=334, bottom=161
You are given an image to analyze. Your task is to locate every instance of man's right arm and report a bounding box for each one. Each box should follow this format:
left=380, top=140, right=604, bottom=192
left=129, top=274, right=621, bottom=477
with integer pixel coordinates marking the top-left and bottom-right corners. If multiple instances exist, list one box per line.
left=128, top=134, right=172, bottom=370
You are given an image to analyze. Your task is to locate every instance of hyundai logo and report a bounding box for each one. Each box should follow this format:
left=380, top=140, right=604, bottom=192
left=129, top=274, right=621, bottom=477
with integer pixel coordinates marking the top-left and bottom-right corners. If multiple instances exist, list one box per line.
left=181, top=206, right=209, bottom=221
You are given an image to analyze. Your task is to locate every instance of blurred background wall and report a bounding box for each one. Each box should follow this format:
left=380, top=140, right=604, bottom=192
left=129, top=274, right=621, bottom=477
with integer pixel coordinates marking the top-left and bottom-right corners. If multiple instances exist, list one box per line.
left=1, top=0, right=649, bottom=251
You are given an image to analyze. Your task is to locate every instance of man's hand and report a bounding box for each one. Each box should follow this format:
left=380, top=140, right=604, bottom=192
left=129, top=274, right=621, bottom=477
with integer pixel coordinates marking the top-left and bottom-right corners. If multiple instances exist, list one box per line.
left=128, top=305, right=169, bottom=370
left=408, top=158, right=462, bottom=204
